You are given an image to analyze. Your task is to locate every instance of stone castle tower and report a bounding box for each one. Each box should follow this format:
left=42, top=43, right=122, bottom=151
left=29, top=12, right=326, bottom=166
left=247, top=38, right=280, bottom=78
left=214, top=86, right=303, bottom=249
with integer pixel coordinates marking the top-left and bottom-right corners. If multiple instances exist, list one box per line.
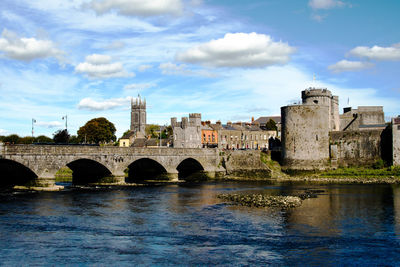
left=130, top=95, right=146, bottom=135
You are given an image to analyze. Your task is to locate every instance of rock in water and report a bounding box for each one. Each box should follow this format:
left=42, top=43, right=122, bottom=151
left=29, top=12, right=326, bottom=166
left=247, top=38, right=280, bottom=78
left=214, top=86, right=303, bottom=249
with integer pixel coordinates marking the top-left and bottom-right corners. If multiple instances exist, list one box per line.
left=217, top=193, right=302, bottom=208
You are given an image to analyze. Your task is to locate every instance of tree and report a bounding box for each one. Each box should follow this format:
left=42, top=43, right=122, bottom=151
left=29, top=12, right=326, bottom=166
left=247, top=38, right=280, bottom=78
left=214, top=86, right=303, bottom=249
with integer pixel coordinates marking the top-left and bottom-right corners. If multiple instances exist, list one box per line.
left=265, top=119, right=277, bottom=131
left=3, top=134, right=20, bottom=144
left=145, top=124, right=160, bottom=138
left=69, top=135, right=79, bottom=144
left=19, top=136, right=35, bottom=144
left=77, top=117, right=116, bottom=144
left=53, top=129, right=70, bottom=143
left=35, top=135, right=54, bottom=143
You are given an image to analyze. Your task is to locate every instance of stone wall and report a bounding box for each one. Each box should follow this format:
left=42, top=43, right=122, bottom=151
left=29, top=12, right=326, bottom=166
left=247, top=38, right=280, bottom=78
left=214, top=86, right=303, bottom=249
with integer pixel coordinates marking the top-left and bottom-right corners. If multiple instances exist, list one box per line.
left=281, top=104, right=330, bottom=170
left=221, top=150, right=271, bottom=178
left=330, top=130, right=383, bottom=167
left=393, top=117, right=400, bottom=166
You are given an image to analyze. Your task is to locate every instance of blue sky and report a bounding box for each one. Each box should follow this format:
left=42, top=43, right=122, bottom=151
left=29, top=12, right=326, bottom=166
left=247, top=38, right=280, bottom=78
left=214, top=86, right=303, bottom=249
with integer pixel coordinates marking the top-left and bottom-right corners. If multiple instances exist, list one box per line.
left=0, top=0, right=399, bottom=138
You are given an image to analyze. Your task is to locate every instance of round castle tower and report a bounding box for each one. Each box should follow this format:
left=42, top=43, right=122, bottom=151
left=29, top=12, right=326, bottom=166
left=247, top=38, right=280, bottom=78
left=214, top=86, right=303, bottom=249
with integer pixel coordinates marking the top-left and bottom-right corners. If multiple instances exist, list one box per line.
left=302, top=88, right=340, bottom=131
left=281, top=88, right=334, bottom=170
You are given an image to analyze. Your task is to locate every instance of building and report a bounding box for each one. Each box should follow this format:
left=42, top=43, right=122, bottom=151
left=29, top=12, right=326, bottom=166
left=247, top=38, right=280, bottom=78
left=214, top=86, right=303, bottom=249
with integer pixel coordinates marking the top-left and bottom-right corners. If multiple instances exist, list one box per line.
left=130, top=94, right=146, bottom=136
left=119, top=131, right=135, bottom=147
left=201, top=121, right=218, bottom=148
left=253, top=116, right=281, bottom=136
left=171, top=113, right=202, bottom=148
left=213, top=121, right=276, bottom=150
left=119, top=95, right=147, bottom=147
left=393, top=117, right=400, bottom=166
left=340, top=106, right=386, bottom=131
left=280, top=87, right=396, bottom=170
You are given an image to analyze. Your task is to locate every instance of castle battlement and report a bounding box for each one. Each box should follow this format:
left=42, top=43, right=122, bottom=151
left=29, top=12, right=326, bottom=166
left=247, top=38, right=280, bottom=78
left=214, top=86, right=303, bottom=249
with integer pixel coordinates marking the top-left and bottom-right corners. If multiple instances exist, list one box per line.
left=302, top=88, right=332, bottom=99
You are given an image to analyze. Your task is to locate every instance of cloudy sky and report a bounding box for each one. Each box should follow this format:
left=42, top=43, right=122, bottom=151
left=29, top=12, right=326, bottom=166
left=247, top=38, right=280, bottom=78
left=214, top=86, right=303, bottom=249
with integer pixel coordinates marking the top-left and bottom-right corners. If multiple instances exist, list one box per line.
left=0, top=0, right=399, bottom=138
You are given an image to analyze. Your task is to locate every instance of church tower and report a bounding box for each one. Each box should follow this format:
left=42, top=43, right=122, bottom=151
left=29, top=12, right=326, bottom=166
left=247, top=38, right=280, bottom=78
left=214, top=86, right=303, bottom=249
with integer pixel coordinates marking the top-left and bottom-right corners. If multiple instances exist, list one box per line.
left=130, top=94, right=146, bottom=135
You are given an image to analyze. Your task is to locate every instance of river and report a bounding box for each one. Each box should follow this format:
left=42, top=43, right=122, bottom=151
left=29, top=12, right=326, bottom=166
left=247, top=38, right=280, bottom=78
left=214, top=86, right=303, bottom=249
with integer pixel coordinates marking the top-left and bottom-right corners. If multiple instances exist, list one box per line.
left=1, top=181, right=400, bottom=265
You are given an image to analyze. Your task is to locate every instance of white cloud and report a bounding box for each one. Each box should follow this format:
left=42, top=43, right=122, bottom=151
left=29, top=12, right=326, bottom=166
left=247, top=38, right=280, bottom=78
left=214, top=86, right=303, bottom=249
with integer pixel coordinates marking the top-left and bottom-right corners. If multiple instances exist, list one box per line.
left=75, top=54, right=134, bottom=79
left=124, top=83, right=156, bottom=90
left=349, top=44, right=400, bottom=61
left=85, top=0, right=183, bottom=17
left=159, top=62, right=217, bottom=77
left=0, top=129, right=8, bottom=135
left=36, top=121, right=63, bottom=128
left=328, top=60, right=374, bottom=73
left=309, top=0, right=345, bottom=9
left=0, top=29, right=64, bottom=62
left=176, top=32, right=295, bottom=68
left=138, top=64, right=153, bottom=72
left=78, top=96, right=132, bottom=111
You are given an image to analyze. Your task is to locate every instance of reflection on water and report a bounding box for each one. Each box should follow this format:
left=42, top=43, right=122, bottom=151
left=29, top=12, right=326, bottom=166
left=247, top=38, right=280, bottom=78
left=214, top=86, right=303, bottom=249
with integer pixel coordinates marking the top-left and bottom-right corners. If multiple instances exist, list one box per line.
left=0, top=182, right=400, bottom=265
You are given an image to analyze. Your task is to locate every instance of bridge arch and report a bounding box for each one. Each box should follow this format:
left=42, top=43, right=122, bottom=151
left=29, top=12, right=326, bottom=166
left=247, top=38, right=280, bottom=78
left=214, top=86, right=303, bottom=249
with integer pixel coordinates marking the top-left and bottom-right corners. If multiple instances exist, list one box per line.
left=177, top=158, right=205, bottom=181
left=126, top=158, right=168, bottom=183
left=0, top=159, right=38, bottom=188
left=66, top=158, right=113, bottom=185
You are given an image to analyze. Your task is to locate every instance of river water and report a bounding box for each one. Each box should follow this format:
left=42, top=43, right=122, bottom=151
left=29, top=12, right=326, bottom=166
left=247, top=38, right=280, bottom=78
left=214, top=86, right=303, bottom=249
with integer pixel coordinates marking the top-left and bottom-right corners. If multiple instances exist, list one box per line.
left=1, top=181, right=400, bottom=266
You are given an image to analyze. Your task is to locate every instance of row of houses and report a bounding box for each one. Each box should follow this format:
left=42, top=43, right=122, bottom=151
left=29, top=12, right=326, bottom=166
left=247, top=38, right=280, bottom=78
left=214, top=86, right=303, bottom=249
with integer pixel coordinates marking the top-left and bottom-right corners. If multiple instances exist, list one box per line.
left=172, top=113, right=279, bottom=150
left=119, top=96, right=280, bottom=149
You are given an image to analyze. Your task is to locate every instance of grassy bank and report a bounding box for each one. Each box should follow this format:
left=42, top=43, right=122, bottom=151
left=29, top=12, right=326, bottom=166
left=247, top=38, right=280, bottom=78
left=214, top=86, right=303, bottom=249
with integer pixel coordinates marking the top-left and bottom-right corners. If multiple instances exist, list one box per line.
left=55, top=167, right=73, bottom=182
left=320, top=166, right=400, bottom=178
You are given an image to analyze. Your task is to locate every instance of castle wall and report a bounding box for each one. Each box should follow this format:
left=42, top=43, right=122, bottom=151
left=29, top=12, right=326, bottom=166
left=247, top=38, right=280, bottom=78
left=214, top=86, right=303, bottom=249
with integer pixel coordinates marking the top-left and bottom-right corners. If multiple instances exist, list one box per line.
left=329, top=130, right=384, bottom=167
left=393, top=117, right=400, bottom=166
left=358, top=106, right=385, bottom=126
left=172, top=114, right=202, bottom=148
left=281, top=104, right=330, bottom=170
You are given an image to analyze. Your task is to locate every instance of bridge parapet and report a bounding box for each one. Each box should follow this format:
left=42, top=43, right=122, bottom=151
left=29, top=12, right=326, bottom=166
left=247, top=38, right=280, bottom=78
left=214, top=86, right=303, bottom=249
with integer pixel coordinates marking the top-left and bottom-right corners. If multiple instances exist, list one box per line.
left=1, top=144, right=223, bottom=187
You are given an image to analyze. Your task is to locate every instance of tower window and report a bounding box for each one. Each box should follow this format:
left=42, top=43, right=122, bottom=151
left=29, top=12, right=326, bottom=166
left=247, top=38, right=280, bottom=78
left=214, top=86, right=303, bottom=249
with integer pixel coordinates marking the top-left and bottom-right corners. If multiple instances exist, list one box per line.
left=313, top=100, right=318, bottom=104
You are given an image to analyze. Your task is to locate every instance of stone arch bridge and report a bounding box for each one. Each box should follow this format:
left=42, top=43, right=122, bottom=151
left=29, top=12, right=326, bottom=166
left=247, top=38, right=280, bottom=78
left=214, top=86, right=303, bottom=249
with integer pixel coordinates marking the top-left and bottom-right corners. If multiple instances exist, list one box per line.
left=0, top=144, right=225, bottom=187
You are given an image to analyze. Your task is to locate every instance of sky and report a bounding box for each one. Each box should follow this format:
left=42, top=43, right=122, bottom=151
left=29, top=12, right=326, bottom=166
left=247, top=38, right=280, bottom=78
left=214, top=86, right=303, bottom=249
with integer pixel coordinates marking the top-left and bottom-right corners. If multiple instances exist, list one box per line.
left=0, top=0, right=399, bottom=138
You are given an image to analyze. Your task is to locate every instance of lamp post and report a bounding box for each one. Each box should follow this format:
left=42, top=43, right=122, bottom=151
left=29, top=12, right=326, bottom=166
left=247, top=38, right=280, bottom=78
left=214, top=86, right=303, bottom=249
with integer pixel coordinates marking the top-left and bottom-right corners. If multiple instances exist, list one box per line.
left=62, top=115, right=67, bottom=131
left=31, top=118, right=36, bottom=138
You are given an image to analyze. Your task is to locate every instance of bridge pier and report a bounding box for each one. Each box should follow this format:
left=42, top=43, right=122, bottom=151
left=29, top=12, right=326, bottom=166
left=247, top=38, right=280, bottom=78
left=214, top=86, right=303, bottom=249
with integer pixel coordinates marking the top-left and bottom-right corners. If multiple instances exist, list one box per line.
left=167, top=172, right=179, bottom=182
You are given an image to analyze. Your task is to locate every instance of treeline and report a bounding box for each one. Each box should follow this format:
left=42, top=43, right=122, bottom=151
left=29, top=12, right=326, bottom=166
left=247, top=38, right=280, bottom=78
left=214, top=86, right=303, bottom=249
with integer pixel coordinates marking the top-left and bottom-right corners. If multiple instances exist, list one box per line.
left=0, top=132, right=80, bottom=144
left=1, top=117, right=117, bottom=145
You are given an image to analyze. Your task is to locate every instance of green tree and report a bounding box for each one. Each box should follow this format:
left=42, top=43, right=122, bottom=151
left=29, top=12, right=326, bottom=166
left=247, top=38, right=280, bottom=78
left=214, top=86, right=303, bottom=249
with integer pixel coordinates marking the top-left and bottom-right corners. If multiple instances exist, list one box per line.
left=35, top=135, right=54, bottom=143
left=69, top=135, right=79, bottom=144
left=20, top=136, right=35, bottom=144
left=265, top=119, right=277, bottom=131
left=77, top=117, right=116, bottom=144
left=53, top=129, right=70, bottom=143
left=145, top=124, right=160, bottom=138
left=3, top=134, right=20, bottom=144
left=164, top=126, right=173, bottom=139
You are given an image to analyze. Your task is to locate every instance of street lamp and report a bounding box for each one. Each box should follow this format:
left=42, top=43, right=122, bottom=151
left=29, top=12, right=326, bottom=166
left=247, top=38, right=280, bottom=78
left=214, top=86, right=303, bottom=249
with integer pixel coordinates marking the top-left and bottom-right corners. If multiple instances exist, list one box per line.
left=62, top=115, right=67, bottom=131
left=31, top=118, right=36, bottom=138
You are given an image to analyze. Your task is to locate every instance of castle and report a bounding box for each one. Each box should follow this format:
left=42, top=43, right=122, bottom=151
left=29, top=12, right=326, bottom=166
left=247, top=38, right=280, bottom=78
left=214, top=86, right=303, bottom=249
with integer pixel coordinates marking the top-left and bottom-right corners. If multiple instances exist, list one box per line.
left=171, top=113, right=202, bottom=148
left=281, top=87, right=397, bottom=170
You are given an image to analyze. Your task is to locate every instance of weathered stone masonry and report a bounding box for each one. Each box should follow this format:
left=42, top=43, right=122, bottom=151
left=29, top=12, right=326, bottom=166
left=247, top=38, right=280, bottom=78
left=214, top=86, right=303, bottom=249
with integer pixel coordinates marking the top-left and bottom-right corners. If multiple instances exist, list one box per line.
left=393, top=117, right=400, bottom=166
